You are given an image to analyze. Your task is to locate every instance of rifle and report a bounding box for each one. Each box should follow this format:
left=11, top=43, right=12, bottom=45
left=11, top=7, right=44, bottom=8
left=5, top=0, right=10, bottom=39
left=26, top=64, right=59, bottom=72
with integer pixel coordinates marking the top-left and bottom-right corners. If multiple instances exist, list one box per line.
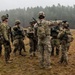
left=32, top=17, right=39, bottom=26
left=32, top=17, right=38, bottom=40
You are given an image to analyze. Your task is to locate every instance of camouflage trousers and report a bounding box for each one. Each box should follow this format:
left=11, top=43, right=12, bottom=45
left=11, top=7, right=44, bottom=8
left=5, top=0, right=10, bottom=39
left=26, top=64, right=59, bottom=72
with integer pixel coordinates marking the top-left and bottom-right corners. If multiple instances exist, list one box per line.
left=51, top=38, right=60, bottom=56
left=3, top=42, right=11, bottom=62
left=0, top=37, right=4, bottom=56
left=60, top=40, right=68, bottom=64
left=66, top=43, right=70, bottom=51
left=29, top=38, right=37, bottom=56
left=13, top=39, right=25, bottom=55
left=38, top=36, right=52, bottom=67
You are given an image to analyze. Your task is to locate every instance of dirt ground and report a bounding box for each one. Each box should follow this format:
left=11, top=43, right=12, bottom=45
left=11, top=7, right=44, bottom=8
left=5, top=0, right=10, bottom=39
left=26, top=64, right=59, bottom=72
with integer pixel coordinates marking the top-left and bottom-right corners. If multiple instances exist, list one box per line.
left=0, top=30, right=75, bottom=75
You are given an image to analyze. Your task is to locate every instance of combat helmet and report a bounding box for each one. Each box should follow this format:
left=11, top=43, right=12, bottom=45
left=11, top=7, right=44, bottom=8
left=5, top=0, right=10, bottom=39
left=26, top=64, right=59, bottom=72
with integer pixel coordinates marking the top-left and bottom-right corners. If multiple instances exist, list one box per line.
left=1, top=15, right=8, bottom=21
left=15, top=20, right=21, bottom=25
left=38, top=11, right=45, bottom=19
left=62, top=20, right=69, bottom=27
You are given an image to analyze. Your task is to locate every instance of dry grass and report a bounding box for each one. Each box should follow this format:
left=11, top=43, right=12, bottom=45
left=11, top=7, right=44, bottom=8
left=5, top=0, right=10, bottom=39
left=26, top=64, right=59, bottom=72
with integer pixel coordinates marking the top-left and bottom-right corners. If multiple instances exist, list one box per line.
left=0, top=30, right=75, bottom=75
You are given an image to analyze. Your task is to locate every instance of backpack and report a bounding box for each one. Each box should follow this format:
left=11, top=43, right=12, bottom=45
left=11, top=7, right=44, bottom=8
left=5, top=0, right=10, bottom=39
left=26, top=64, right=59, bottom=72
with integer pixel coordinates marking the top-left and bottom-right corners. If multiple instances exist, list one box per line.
left=12, top=27, right=24, bottom=39
left=50, top=26, right=59, bottom=37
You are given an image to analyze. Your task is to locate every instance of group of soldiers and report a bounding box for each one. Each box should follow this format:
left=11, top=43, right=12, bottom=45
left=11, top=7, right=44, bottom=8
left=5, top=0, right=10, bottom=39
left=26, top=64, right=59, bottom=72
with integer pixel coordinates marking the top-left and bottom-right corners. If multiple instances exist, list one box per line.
left=0, top=15, right=26, bottom=63
left=27, top=11, right=73, bottom=69
left=0, top=11, right=73, bottom=69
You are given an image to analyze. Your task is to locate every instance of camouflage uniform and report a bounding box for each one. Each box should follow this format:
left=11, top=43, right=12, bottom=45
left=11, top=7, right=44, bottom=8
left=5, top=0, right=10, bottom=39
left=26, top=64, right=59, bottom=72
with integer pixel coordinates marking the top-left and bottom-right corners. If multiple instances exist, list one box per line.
left=27, top=21, right=37, bottom=57
left=0, top=34, right=2, bottom=56
left=51, top=22, right=60, bottom=56
left=0, top=15, right=11, bottom=63
left=0, top=22, right=2, bottom=56
left=37, top=11, right=54, bottom=69
left=58, top=21, right=73, bottom=64
left=12, top=20, right=25, bottom=56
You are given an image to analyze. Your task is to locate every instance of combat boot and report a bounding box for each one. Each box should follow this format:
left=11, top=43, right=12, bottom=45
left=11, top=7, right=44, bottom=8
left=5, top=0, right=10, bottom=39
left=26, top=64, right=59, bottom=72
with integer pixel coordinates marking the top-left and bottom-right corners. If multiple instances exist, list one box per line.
left=64, top=59, right=68, bottom=65
left=59, top=57, right=64, bottom=64
left=45, top=63, right=52, bottom=69
left=5, top=58, right=12, bottom=64
left=33, top=52, right=36, bottom=57
left=40, top=64, right=45, bottom=69
left=40, top=62, right=45, bottom=69
left=46, top=65, right=52, bottom=69
left=6, top=60, right=12, bottom=64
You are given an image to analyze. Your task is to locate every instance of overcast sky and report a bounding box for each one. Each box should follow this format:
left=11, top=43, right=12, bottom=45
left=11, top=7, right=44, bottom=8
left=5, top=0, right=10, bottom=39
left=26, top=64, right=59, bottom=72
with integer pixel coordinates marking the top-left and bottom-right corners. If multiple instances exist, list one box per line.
left=0, top=0, right=75, bottom=11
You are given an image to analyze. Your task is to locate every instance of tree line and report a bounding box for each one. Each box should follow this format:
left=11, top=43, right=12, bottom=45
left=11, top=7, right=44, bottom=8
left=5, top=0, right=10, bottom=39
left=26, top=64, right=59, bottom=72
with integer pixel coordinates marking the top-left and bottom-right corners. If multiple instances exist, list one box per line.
left=0, top=4, right=75, bottom=28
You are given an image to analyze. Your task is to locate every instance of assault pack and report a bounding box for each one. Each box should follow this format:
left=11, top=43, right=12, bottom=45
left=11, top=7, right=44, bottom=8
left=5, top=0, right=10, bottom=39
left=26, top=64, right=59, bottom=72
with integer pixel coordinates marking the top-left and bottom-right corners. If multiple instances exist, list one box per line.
left=50, top=26, right=59, bottom=38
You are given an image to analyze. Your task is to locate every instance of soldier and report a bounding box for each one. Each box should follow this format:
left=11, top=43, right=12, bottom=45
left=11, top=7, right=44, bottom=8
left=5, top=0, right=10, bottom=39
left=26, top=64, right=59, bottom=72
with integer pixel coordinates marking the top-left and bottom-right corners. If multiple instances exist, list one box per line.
left=0, top=15, right=12, bottom=63
left=58, top=21, right=73, bottom=65
left=36, top=11, right=58, bottom=69
left=27, top=20, right=37, bottom=57
left=0, top=21, right=2, bottom=57
left=12, top=20, right=26, bottom=56
left=62, top=21, right=73, bottom=51
left=50, top=21, right=61, bottom=56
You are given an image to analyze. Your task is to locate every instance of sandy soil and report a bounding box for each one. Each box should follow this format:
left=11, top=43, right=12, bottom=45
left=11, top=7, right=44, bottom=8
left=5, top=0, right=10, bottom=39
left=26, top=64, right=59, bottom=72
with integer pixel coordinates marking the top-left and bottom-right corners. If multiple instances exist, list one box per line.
left=0, top=30, right=75, bottom=75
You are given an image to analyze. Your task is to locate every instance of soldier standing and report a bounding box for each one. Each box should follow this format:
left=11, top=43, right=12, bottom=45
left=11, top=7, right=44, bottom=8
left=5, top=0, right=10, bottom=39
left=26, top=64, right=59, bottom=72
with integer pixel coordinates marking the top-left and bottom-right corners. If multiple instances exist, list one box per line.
left=0, top=21, right=2, bottom=57
left=0, top=15, right=12, bottom=63
left=12, top=20, right=26, bottom=56
left=58, top=21, right=73, bottom=65
left=36, top=11, right=56, bottom=69
left=50, top=21, right=61, bottom=56
left=27, top=20, right=37, bottom=57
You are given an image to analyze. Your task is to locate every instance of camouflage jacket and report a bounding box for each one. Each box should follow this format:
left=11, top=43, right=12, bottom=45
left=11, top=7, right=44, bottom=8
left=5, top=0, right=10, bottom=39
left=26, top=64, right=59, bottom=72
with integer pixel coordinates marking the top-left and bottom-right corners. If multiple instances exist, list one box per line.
left=0, top=22, right=10, bottom=41
left=12, top=26, right=25, bottom=40
left=37, top=19, right=52, bottom=39
left=58, top=28, right=73, bottom=42
left=27, top=26, right=35, bottom=39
